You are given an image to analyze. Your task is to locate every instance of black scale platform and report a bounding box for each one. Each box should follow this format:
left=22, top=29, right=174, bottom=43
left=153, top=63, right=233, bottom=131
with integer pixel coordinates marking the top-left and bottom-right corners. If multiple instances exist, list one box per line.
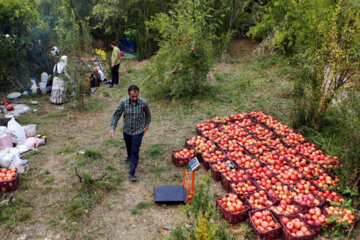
left=154, top=186, right=187, bottom=204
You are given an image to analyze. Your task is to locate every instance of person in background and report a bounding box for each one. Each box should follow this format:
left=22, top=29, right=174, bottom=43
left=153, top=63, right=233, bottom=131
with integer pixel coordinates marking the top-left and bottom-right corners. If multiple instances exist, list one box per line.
left=109, top=85, right=151, bottom=182
left=110, top=41, right=121, bottom=86
left=94, top=63, right=106, bottom=83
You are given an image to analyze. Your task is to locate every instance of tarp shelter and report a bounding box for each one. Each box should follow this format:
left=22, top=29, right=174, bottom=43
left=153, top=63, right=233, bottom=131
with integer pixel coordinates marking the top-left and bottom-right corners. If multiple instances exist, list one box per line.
left=119, top=34, right=137, bottom=53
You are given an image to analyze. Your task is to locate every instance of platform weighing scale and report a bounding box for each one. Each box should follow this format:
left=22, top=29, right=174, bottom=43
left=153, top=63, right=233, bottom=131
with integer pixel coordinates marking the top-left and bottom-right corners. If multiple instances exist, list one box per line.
left=154, top=157, right=201, bottom=204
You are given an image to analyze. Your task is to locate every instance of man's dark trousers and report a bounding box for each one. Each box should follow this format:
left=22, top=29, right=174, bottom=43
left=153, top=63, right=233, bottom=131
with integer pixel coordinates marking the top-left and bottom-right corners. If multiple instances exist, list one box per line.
left=123, top=132, right=143, bottom=176
left=112, top=64, right=120, bottom=85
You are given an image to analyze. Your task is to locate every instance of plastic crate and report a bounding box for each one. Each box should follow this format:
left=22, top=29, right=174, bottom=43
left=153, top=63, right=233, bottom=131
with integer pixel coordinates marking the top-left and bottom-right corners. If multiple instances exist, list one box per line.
left=0, top=173, right=19, bottom=192
left=311, top=189, right=345, bottom=205
left=323, top=204, right=359, bottom=229
left=216, top=195, right=250, bottom=224
left=248, top=208, right=282, bottom=240
left=200, top=149, right=227, bottom=170
left=267, top=185, right=298, bottom=201
left=269, top=199, right=303, bottom=219
left=220, top=170, right=251, bottom=192
left=246, top=166, right=276, bottom=181
left=245, top=142, right=273, bottom=156
left=312, top=172, right=339, bottom=191
left=246, top=124, right=279, bottom=141
left=245, top=190, right=278, bottom=210
left=209, top=160, right=236, bottom=181
left=289, top=179, right=320, bottom=196
left=284, top=154, right=310, bottom=170
left=255, top=176, right=282, bottom=191
left=230, top=179, right=260, bottom=200
left=229, top=113, right=249, bottom=122
left=171, top=146, right=196, bottom=167
left=184, top=136, right=207, bottom=148
left=300, top=207, right=329, bottom=234
left=232, top=117, right=257, bottom=128
left=279, top=214, right=316, bottom=240
left=292, top=193, right=325, bottom=213
left=211, top=116, right=231, bottom=126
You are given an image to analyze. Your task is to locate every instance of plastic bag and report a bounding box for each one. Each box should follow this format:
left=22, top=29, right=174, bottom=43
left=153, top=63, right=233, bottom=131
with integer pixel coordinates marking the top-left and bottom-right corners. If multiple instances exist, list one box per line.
left=23, top=124, right=37, bottom=138
left=0, top=126, right=8, bottom=137
left=30, top=79, right=38, bottom=94
left=0, top=148, right=28, bottom=169
left=24, top=137, right=40, bottom=149
left=39, top=82, right=47, bottom=94
left=0, top=149, right=15, bottom=168
left=0, top=132, right=12, bottom=150
left=7, top=118, right=26, bottom=145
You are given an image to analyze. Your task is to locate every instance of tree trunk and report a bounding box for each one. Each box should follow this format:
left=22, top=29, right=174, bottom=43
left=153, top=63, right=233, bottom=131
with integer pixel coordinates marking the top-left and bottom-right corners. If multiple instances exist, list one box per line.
left=158, top=0, right=163, bottom=12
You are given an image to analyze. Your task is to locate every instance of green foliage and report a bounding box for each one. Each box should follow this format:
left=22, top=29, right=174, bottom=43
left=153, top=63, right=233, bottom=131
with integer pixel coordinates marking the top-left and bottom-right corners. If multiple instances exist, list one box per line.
left=84, top=148, right=102, bottom=160
left=0, top=0, right=38, bottom=91
left=145, top=0, right=218, bottom=99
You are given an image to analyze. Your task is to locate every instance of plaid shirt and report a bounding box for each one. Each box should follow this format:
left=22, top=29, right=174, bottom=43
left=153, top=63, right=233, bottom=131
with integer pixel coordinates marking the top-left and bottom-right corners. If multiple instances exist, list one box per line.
left=110, top=97, right=151, bottom=135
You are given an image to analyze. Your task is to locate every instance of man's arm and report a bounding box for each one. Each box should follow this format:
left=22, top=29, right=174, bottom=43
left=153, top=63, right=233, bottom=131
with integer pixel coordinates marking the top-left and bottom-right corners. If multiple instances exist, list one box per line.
left=143, top=101, right=151, bottom=134
left=109, top=101, right=124, bottom=137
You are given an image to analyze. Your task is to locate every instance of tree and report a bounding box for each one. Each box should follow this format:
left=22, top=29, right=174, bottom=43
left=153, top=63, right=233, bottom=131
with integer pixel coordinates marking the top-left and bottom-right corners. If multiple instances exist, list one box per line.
left=0, top=0, right=38, bottom=91
left=145, top=0, right=219, bottom=99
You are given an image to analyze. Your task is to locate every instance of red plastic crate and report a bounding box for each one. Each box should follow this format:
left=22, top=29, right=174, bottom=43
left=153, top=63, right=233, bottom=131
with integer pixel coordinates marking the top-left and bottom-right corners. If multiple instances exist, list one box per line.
left=292, top=193, right=325, bottom=212
left=209, top=160, right=236, bottom=181
left=229, top=179, right=260, bottom=200
left=200, top=149, right=227, bottom=170
left=171, top=146, right=196, bottom=167
left=245, top=190, right=278, bottom=210
left=0, top=173, right=19, bottom=192
left=220, top=170, right=251, bottom=192
left=248, top=208, right=282, bottom=240
left=300, top=207, right=329, bottom=234
left=279, top=214, right=316, bottom=240
left=216, top=195, right=250, bottom=224
left=269, top=199, right=303, bottom=220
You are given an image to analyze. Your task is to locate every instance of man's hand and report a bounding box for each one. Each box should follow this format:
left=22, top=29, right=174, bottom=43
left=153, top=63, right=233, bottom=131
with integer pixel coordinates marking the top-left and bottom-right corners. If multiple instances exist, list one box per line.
left=109, top=130, right=115, bottom=138
left=143, top=128, right=147, bottom=135
left=111, top=64, right=114, bottom=68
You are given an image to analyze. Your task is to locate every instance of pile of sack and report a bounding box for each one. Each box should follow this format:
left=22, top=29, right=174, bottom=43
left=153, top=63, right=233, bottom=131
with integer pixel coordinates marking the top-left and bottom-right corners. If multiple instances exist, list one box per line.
left=0, top=118, right=45, bottom=172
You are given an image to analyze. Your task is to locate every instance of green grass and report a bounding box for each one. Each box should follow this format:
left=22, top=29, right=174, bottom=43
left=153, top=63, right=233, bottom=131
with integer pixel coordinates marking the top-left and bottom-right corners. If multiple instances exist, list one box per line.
left=145, top=143, right=164, bottom=159
left=43, top=111, right=68, bottom=119
left=44, top=175, right=55, bottom=184
left=103, top=91, right=110, bottom=97
left=131, top=201, right=153, bottom=215
left=84, top=148, right=102, bottom=160
left=149, top=165, right=168, bottom=178
left=0, top=196, right=32, bottom=230
left=87, top=102, right=109, bottom=112
left=103, top=139, right=124, bottom=148
left=56, top=145, right=76, bottom=155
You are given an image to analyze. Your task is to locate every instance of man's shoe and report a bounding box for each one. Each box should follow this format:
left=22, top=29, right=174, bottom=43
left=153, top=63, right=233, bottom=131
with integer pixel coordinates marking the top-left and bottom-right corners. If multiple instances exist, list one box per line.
left=124, top=157, right=130, bottom=164
left=129, top=174, right=137, bottom=182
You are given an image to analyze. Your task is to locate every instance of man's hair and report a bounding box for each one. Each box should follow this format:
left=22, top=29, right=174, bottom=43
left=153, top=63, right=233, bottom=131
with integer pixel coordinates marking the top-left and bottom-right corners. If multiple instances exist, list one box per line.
left=128, top=85, right=140, bottom=94
left=111, top=41, right=117, bottom=46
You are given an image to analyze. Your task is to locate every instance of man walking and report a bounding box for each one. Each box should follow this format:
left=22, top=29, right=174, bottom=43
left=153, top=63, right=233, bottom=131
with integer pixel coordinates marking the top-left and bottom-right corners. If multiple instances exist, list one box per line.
left=109, top=85, right=151, bottom=181
left=110, top=41, right=121, bottom=85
